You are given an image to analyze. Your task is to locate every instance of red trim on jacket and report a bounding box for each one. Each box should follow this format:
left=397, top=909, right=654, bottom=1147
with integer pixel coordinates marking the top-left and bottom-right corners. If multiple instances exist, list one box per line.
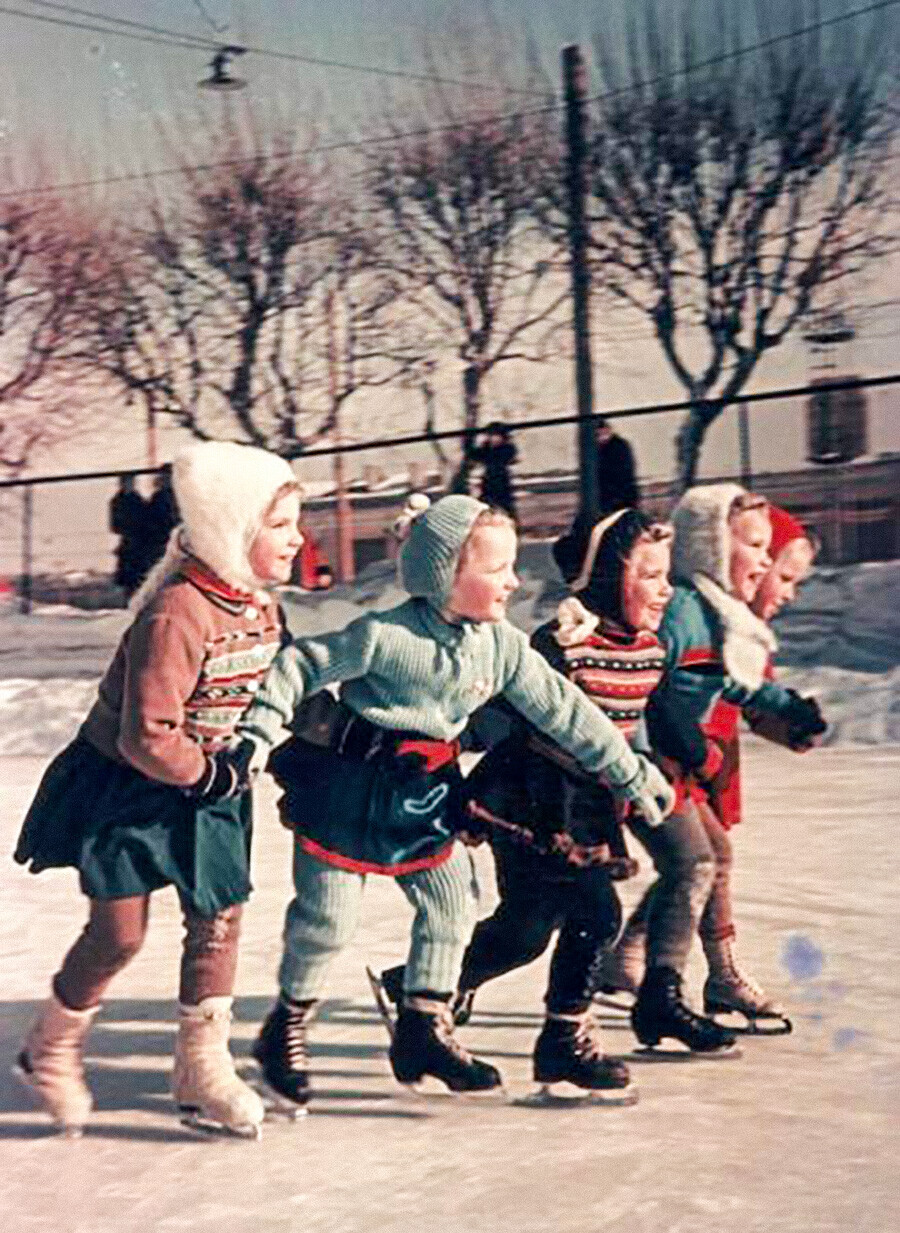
left=677, top=647, right=719, bottom=669
left=296, top=834, right=455, bottom=876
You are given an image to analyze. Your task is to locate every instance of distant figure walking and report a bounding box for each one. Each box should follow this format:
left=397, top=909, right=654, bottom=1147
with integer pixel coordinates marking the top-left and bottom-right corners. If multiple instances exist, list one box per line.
left=594, top=416, right=640, bottom=515
left=472, top=422, right=518, bottom=519
left=449, top=429, right=480, bottom=497
left=144, top=465, right=180, bottom=575
left=108, top=476, right=149, bottom=599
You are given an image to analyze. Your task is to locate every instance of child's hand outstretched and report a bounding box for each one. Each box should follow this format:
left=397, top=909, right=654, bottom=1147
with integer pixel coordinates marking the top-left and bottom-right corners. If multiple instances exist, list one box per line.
left=613, top=755, right=675, bottom=828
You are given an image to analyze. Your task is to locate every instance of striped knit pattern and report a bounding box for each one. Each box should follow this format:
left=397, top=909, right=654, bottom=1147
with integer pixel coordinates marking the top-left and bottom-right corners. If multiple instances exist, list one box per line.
left=561, top=627, right=665, bottom=742
left=279, top=844, right=478, bottom=999
left=185, top=624, right=283, bottom=750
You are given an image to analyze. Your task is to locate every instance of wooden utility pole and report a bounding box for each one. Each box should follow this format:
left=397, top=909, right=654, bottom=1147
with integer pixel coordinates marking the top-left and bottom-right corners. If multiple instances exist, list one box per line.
left=326, top=288, right=356, bottom=583
left=562, top=44, right=599, bottom=521
left=737, top=402, right=752, bottom=487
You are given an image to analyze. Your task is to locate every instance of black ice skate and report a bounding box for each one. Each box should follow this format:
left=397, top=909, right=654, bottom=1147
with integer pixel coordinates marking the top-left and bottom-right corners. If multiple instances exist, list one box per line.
left=631, top=966, right=741, bottom=1058
left=388, top=995, right=503, bottom=1096
left=522, top=1011, right=637, bottom=1107
left=252, top=997, right=316, bottom=1118
left=366, top=966, right=399, bottom=1039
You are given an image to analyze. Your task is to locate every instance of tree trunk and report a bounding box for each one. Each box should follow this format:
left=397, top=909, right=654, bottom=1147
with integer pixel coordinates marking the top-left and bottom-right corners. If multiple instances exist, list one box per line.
left=675, top=403, right=714, bottom=495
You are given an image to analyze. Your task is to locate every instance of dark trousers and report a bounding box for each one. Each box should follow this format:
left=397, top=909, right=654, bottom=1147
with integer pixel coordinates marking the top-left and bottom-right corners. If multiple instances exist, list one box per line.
left=458, top=842, right=621, bottom=1015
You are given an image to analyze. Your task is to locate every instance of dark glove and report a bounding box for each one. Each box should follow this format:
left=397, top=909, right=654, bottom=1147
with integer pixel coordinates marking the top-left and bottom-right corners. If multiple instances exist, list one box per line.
left=746, top=691, right=827, bottom=751
left=188, top=740, right=255, bottom=801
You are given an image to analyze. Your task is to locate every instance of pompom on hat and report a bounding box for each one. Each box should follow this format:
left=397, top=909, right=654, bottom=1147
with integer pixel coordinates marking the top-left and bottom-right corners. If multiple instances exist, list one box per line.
left=398, top=493, right=488, bottom=609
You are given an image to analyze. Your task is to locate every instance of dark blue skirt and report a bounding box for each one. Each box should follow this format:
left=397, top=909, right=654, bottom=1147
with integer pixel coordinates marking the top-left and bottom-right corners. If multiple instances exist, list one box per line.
left=13, top=736, right=252, bottom=915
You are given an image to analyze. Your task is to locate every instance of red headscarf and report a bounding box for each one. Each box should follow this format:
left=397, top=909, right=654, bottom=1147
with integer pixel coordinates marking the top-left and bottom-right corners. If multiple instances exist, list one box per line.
left=768, top=505, right=813, bottom=562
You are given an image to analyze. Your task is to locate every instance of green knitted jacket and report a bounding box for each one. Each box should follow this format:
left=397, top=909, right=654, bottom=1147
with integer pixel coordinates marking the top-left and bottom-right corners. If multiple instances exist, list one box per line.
left=238, top=598, right=642, bottom=789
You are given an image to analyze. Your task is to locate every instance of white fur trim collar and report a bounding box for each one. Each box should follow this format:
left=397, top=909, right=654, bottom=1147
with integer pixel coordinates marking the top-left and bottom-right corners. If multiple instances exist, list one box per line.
left=692, top=574, right=777, bottom=691
left=554, top=596, right=601, bottom=646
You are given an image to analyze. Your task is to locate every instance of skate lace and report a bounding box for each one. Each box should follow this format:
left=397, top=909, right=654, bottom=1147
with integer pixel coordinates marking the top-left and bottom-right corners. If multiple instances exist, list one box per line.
left=572, top=1013, right=605, bottom=1061
left=282, top=1008, right=309, bottom=1069
left=433, top=1006, right=474, bottom=1063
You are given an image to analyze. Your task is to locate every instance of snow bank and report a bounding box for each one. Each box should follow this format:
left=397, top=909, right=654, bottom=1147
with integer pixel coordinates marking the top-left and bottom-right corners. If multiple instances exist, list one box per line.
left=0, top=555, right=896, bottom=757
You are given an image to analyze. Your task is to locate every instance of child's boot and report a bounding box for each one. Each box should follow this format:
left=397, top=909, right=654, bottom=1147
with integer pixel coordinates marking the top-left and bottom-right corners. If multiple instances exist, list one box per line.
left=389, top=994, right=502, bottom=1093
left=16, top=992, right=98, bottom=1136
left=533, top=1011, right=632, bottom=1094
left=173, top=996, right=265, bottom=1138
left=252, top=995, right=316, bottom=1113
left=702, top=937, right=791, bottom=1034
left=632, top=965, right=739, bottom=1054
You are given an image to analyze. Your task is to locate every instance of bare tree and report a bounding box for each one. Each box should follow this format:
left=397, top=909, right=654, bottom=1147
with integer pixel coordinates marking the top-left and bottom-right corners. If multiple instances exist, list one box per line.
left=85, top=119, right=416, bottom=458
left=363, top=31, right=568, bottom=433
left=579, top=0, right=897, bottom=489
left=0, top=184, right=98, bottom=475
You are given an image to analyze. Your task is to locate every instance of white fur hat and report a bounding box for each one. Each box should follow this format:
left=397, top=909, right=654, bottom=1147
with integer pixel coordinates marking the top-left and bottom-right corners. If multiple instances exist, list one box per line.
left=173, top=441, right=298, bottom=591
left=671, top=482, right=748, bottom=589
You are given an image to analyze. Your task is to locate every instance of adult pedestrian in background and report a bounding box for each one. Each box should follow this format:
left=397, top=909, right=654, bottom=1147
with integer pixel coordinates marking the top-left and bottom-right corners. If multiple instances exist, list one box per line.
left=108, top=476, right=149, bottom=599
left=144, top=465, right=180, bottom=577
left=594, top=416, right=640, bottom=515
left=472, top=422, right=518, bottom=519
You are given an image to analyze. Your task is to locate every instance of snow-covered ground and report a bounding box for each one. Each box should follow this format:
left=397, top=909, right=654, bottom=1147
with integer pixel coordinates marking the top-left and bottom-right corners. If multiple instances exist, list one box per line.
left=1, top=553, right=898, bottom=1231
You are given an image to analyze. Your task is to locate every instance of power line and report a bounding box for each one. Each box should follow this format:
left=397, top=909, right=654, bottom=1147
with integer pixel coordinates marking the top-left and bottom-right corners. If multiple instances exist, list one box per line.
left=190, top=0, right=227, bottom=37
left=6, top=1, right=549, bottom=95
left=2, top=0, right=896, bottom=201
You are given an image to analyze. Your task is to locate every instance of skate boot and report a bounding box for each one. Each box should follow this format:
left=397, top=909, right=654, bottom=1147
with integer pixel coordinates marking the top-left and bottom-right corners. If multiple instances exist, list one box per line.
left=15, top=993, right=98, bottom=1136
left=530, top=1011, right=635, bottom=1105
left=702, top=938, right=792, bottom=1035
left=252, top=996, right=316, bottom=1116
left=592, top=920, right=647, bottom=1007
left=388, top=995, right=503, bottom=1095
left=173, top=997, right=265, bottom=1138
left=631, top=966, right=740, bottom=1056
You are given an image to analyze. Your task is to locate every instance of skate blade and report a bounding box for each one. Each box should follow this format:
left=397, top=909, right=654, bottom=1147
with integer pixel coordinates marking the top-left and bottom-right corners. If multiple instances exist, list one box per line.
left=397, top=1076, right=509, bottom=1103
left=708, top=1011, right=793, bottom=1037
left=12, top=1060, right=88, bottom=1138
left=178, top=1107, right=262, bottom=1140
left=515, top=1082, right=638, bottom=1109
left=365, top=966, right=396, bottom=1040
left=630, top=1043, right=743, bottom=1062
left=255, top=1081, right=309, bottom=1121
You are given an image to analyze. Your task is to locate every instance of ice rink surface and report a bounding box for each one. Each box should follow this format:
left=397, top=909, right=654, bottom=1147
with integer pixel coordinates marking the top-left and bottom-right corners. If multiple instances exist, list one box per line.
left=1, top=739, right=897, bottom=1233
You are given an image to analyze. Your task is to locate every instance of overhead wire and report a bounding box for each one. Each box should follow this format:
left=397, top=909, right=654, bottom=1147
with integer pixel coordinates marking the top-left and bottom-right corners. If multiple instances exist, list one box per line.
left=5, top=0, right=550, bottom=94
left=1, top=0, right=897, bottom=200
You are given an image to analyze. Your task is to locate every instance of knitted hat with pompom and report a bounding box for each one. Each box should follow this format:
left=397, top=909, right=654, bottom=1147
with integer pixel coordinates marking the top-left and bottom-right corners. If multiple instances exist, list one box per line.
left=398, top=493, right=488, bottom=609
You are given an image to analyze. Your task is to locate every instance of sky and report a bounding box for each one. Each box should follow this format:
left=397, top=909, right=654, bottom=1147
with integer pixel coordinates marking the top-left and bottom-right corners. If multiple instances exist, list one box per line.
left=0, top=0, right=897, bottom=484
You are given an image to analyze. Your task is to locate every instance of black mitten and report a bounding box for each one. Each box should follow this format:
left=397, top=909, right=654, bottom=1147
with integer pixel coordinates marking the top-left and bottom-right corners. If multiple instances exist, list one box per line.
left=188, top=740, right=255, bottom=801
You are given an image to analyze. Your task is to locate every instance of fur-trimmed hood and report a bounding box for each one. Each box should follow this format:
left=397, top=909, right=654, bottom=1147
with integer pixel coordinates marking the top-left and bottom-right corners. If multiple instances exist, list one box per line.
left=671, top=483, right=776, bottom=691
left=132, top=441, right=298, bottom=612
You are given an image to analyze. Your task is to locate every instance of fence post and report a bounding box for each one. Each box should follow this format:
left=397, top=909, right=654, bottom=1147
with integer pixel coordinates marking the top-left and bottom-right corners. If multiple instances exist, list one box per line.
left=20, top=484, right=33, bottom=615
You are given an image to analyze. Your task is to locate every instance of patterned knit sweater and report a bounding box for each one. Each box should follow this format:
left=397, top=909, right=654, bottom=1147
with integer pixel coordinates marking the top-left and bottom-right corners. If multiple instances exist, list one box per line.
left=80, top=561, right=285, bottom=787
left=238, top=597, right=643, bottom=789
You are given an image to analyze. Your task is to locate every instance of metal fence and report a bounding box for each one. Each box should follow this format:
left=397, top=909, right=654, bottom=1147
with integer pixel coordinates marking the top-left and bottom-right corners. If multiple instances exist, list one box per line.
left=1, top=375, right=898, bottom=611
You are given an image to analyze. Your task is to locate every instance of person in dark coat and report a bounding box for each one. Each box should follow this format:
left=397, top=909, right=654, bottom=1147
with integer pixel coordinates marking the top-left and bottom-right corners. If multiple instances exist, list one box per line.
left=108, top=476, right=149, bottom=599
left=594, top=416, right=640, bottom=514
left=143, top=464, right=180, bottom=575
left=472, top=422, right=517, bottom=518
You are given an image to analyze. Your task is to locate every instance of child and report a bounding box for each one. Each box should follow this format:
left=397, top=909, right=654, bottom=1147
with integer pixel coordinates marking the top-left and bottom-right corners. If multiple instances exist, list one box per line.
left=14, top=442, right=301, bottom=1137
left=236, top=494, right=673, bottom=1103
left=695, top=506, right=823, bottom=1030
left=420, top=508, right=674, bottom=1097
left=607, top=484, right=822, bottom=1051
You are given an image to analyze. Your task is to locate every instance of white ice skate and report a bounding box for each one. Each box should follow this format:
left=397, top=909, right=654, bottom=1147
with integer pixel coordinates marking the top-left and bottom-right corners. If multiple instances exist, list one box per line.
left=173, top=997, right=265, bottom=1139
left=15, top=993, right=98, bottom=1137
left=591, top=925, right=647, bottom=1013
left=703, top=941, right=792, bottom=1035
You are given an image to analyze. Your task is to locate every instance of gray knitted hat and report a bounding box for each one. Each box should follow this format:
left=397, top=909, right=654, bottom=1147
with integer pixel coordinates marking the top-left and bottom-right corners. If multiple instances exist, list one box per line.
left=399, top=493, right=488, bottom=608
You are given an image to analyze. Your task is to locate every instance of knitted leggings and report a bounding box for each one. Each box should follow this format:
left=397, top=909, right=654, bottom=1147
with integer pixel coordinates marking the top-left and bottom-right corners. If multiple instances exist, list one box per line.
left=625, top=798, right=735, bottom=959
left=279, top=843, right=479, bottom=1001
left=54, top=895, right=243, bottom=1010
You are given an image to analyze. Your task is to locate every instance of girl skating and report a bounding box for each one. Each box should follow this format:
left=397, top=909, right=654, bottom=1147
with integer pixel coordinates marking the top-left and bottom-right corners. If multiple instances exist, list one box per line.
left=235, top=494, right=673, bottom=1105
left=13, top=442, right=301, bottom=1137
left=607, top=484, right=824, bottom=1055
